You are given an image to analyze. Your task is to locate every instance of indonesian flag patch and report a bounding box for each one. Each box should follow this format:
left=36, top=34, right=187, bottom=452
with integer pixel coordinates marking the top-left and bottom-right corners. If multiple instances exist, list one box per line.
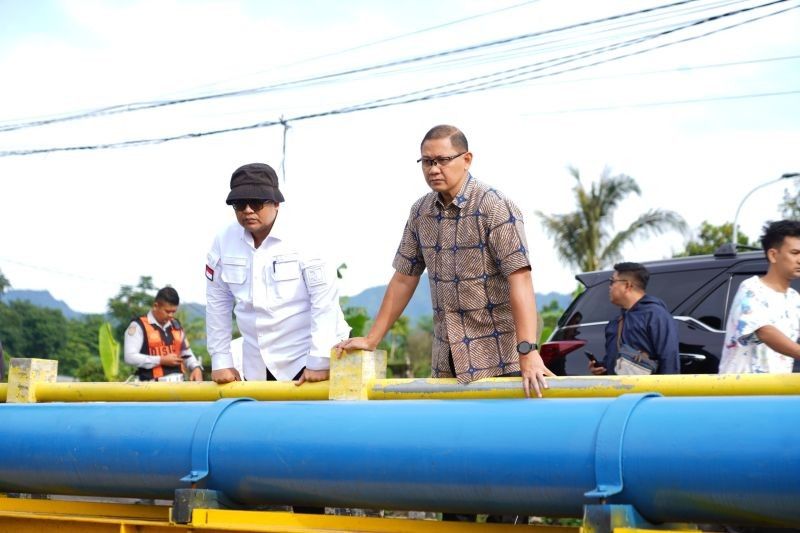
left=205, top=264, right=214, bottom=281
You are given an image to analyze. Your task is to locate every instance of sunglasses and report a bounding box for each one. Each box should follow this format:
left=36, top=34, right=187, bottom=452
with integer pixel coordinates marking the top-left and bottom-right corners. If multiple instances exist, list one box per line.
left=232, top=199, right=271, bottom=212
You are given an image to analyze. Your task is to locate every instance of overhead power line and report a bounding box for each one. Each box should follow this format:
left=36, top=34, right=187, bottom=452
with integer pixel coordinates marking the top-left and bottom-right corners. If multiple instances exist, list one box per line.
left=0, top=0, right=795, bottom=158
left=76, top=1, right=545, bottom=103
left=0, top=257, right=122, bottom=287
left=0, top=0, right=705, bottom=133
left=521, top=89, right=800, bottom=115
left=385, top=1, right=799, bottom=105
left=267, top=0, right=545, bottom=68
left=527, top=54, right=800, bottom=85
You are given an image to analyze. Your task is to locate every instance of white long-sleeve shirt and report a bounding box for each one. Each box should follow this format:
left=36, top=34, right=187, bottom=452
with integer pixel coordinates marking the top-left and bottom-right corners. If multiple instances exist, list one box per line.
left=205, top=213, right=350, bottom=381
left=123, top=311, right=203, bottom=371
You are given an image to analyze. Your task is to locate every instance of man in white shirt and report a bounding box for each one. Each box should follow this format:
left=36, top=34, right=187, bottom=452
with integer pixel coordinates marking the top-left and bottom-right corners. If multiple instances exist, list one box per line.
left=124, top=286, right=204, bottom=382
left=719, top=220, right=800, bottom=374
left=206, top=163, right=350, bottom=385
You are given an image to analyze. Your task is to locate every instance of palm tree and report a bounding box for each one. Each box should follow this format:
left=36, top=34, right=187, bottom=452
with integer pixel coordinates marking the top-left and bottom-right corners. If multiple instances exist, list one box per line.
left=536, top=167, right=687, bottom=272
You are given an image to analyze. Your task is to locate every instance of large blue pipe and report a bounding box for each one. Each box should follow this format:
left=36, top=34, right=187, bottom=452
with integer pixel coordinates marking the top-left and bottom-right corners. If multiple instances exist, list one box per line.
left=0, top=395, right=797, bottom=526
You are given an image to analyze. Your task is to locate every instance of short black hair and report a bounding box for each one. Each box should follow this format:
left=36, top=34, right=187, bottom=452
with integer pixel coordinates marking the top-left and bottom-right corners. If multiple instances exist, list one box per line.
left=420, top=125, right=468, bottom=152
left=613, top=262, right=650, bottom=290
left=760, top=219, right=800, bottom=256
left=155, top=286, right=180, bottom=306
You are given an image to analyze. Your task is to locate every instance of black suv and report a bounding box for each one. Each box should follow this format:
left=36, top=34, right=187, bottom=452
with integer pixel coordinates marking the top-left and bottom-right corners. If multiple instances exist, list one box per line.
left=542, top=250, right=800, bottom=375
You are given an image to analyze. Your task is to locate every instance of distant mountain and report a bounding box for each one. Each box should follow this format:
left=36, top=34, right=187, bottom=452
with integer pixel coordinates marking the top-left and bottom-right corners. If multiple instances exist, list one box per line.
left=537, top=291, right=574, bottom=312
left=343, top=274, right=434, bottom=324
left=2, top=290, right=83, bottom=319
left=180, top=302, right=206, bottom=322
left=2, top=285, right=572, bottom=325
left=344, top=275, right=572, bottom=322
left=1, top=290, right=207, bottom=323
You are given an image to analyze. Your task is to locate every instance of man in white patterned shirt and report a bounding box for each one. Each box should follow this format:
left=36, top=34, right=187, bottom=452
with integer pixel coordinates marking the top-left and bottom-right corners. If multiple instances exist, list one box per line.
left=719, top=220, right=800, bottom=374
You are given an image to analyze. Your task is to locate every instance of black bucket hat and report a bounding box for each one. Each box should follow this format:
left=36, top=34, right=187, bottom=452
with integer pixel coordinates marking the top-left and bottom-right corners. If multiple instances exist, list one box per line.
left=226, top=163, right=285, bottom=204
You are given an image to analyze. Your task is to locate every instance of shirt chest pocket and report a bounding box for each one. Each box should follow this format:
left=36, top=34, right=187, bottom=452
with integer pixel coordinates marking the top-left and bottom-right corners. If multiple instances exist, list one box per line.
left=220, top=257, right=249, bottom=297
left=266, top=254, right=302, bottom=301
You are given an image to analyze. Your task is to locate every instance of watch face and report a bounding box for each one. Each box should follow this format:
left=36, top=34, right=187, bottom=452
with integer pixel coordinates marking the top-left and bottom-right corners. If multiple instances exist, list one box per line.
left=517, top=341, right=534, bottom=354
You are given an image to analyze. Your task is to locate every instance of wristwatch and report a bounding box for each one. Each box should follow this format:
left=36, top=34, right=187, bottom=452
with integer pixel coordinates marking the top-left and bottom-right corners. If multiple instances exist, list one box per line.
left=516, top=341, right=539, bottom=355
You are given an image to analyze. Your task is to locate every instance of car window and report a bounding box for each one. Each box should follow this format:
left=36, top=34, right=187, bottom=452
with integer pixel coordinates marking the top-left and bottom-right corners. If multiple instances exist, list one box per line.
left=560, top=284, right=617, bottom=324
left=646, top=270, right=719, bottom=310
left=688, top=279, right=729, bottom=330
left=559, top=267, right=795, bottom=328
left=568, top=270, right=720, bottom=325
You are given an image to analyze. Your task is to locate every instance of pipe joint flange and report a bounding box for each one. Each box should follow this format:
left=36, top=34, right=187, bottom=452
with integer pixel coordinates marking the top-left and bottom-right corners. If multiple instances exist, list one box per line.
left=181, top=398, right=254, bottom=485
left=585, top=392, right=661, bottom=499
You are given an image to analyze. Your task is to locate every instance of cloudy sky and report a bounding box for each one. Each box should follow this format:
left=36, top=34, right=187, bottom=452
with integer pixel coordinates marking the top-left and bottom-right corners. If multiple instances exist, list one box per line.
left=0, top=0, right=798, bottom=313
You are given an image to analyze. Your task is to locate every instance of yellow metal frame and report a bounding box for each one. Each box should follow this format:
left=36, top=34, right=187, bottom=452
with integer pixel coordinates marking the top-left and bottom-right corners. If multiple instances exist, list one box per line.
left=190, top=508, right=576, bottom=532
left=0, top=497, right=582, bottom=532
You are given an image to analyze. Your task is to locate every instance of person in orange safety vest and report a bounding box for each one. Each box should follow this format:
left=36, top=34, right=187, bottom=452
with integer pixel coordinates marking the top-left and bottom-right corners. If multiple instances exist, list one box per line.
left=123, top=286, right=203, bottom=382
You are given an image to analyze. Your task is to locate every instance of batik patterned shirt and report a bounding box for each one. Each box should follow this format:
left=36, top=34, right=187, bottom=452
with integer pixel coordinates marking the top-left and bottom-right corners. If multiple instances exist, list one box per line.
left=718, top=275, right=800, bottom=374
left=392, top=175, right=531, bottom=383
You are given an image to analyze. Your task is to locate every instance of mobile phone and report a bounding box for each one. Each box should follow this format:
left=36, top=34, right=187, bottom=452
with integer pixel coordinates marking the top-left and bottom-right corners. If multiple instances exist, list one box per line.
left=585, top=351, right=597, bottom=364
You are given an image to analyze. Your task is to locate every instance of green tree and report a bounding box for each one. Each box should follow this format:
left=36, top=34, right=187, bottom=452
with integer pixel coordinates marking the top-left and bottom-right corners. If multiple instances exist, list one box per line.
left=16, top=301, right=67, bottom=358
left=536, top=167, right=687, bottom=272
left=77, top=357, right=107, bottom=382
left=0, top=269, right=9, bottom=296
left=0, top=290, right=123, bottom=381
left=337, top=271, right=371, bottom=339
left=57, top=315, right=105, bottom=378
left=379, top=315, right=410, bottom=377
left=675, top=221, right=752, bottom=257
left=107, top=276, right=156, bottom=339
left=780, top=177, right=800, bottom=219
left=539, top=299, right=564, bottom=345
left=0, top=300, right=67, bottom=376
left=176, top=308, right=209, bottom=378
left=0, top=301, right=23, bottom=354
left=406, top=315, right=434, bottom=377
left=342, top=305, right=370, bottom=338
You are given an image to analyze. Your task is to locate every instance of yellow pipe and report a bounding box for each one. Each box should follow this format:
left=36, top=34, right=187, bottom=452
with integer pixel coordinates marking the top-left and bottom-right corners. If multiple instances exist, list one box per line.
left=32, top=381, right=329, bottom=403
left=0, top=385, right=6, bottom=402
left=6, top=373, right=799, bottom=404
left=368, top=373, right=800, bottom=400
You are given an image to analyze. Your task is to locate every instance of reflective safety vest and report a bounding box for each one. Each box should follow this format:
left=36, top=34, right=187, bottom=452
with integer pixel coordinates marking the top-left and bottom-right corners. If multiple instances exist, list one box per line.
left=135, top=316, right=185, bottom=381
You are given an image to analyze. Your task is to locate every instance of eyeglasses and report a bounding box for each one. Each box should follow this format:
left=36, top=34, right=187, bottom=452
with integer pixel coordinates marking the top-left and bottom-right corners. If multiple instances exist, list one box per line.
left=608, top=278, right=629, bottom=285
left=417, top=151, right=467, bottom=168
left=232, top=199, right=270, bottom=212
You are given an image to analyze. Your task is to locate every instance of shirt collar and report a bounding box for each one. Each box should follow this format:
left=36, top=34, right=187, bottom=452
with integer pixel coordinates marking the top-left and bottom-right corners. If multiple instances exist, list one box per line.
left=146, top=311, right=170, bottom=331
left=267, top=210, right=287, bottom=242
left=432, top=174, right=474, bottom=212
left=238, top=208, right=287, bottom=248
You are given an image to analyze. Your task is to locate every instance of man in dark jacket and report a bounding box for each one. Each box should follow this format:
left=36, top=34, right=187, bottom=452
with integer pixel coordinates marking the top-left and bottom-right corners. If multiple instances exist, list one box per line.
left=589, top=262, right=680, bottom=375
